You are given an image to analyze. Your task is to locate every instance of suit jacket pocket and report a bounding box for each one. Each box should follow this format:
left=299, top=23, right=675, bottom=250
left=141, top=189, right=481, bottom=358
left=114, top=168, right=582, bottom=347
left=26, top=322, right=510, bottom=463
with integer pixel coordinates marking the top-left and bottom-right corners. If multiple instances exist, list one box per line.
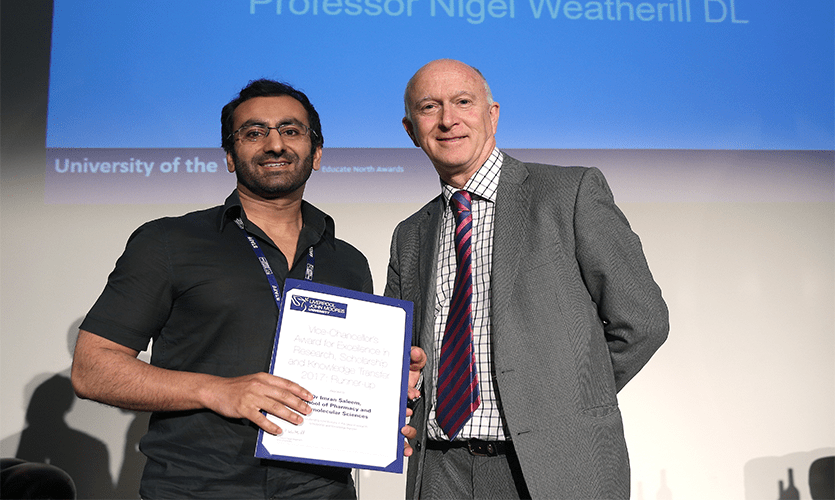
left=581, top=404, right=620, bottom=418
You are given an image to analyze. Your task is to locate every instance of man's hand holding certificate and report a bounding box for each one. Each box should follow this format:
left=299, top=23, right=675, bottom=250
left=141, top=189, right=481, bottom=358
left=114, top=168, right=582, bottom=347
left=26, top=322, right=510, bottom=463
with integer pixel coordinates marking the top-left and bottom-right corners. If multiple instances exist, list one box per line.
left=256, top=279, right=413, bottom=473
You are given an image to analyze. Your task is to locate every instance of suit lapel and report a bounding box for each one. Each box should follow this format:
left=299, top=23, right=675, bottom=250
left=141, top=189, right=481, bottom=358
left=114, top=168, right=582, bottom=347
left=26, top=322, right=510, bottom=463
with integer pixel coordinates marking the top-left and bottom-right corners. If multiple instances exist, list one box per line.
left=492, top=154, right=530, bottom=328
left=414, top=198, right=442, bottom=383
left=417, top=199, right=441, bottom=305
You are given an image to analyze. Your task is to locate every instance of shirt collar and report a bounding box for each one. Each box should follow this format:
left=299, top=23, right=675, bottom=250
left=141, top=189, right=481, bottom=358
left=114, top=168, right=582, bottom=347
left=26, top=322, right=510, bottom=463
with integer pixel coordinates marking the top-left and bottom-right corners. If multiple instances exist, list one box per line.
left=298, top=200, right=336, bottom=250
left=441, top=147, right=503, bottom=205
left=219, top=190, right=245, bottom=231
left=218, top=190, right=336, bottom=249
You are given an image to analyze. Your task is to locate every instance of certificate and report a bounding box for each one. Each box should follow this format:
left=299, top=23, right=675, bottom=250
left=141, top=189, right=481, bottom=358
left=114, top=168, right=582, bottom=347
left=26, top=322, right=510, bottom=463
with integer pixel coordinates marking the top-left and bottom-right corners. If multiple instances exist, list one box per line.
left=255, top=279, right=413, bottom=473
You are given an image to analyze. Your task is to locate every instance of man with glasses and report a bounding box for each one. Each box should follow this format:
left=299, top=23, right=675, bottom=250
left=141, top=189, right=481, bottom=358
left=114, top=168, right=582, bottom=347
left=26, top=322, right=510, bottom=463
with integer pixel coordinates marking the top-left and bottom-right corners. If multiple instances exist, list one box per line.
left=72, top=79, right=387, bottom=499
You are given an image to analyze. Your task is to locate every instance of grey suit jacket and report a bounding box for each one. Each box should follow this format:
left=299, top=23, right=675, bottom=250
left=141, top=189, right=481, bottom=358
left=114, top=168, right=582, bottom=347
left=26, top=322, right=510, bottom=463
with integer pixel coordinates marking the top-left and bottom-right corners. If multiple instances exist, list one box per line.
left=385, top=154, right=669, bottom=499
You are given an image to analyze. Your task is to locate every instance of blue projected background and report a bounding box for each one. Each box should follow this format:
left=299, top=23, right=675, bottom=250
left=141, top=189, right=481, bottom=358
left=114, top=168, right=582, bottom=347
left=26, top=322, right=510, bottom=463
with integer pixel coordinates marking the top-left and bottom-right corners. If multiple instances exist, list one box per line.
left=47, top=0, right=833, bottom=150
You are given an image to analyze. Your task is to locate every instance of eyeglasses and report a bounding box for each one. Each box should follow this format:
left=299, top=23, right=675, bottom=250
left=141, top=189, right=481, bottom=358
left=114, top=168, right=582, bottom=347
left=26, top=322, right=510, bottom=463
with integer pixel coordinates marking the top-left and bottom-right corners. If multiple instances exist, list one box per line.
left=230, top=122, right=317, bottom=144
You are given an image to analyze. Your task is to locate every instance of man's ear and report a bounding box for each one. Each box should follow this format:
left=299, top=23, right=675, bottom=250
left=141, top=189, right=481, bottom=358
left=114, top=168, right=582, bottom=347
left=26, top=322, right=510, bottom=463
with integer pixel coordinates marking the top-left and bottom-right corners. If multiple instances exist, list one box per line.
left=312, top=146, right=322, bottom=171
left=489, top=102, right=500, bottom=136
left=226, top=152, right=236, bottom=173
left=402, top=117, right=420, bottom=147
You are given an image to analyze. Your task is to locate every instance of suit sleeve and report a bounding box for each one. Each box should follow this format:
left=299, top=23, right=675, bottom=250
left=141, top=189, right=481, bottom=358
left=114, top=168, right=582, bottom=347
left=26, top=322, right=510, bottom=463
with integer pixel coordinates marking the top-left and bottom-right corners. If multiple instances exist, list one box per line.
left=384, top=223, right=404, bottom=300
left=573, top=167, right=669, bottom=391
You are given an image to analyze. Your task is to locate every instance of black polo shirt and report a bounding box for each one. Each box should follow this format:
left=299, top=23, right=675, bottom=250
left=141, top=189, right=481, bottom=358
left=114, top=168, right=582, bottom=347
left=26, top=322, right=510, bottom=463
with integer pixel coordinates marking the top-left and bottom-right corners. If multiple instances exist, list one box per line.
left=81, top=191, right=373, bottom=499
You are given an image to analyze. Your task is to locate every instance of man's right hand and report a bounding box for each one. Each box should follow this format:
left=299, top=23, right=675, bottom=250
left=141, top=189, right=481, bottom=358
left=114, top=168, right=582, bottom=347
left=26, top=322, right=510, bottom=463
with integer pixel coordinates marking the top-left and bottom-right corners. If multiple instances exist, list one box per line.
left=72, top=329, right=313, bottom=436
left=203, top=372, right=314, bottom=435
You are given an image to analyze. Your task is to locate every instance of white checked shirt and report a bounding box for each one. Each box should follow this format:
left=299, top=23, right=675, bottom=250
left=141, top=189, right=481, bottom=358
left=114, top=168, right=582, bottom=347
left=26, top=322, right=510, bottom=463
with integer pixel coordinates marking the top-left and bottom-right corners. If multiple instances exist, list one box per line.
left=428, top=147, right=505, bottom=442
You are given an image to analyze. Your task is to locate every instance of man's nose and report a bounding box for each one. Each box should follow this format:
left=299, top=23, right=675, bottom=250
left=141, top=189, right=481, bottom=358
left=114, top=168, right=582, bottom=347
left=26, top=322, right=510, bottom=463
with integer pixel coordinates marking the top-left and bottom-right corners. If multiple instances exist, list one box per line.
left=440, top=106, right=457, bottom=129
left=263, top=127, right=286, bottom=152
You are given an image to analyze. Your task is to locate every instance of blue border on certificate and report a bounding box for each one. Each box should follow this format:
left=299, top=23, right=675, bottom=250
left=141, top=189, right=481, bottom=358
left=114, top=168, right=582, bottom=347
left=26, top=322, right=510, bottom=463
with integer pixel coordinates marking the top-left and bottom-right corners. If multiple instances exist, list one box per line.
left=255, top=279, right=414, bottom=474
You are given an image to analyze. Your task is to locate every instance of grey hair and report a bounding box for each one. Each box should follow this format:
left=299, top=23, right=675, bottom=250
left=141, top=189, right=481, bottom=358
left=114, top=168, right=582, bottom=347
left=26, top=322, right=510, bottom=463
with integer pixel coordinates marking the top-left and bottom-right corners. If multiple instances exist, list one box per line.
left=403, top=60, right=494, bottom=122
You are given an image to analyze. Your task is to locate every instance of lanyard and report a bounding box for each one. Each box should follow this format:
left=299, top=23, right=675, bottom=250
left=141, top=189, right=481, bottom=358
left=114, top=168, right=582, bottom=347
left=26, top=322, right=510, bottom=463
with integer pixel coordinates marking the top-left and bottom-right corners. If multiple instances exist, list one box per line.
left=234, top=217, right=314, bottom=309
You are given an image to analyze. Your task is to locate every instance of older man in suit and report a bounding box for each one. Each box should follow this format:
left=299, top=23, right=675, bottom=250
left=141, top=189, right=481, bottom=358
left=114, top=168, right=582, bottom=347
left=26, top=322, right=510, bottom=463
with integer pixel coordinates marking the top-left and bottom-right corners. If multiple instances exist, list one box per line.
left=386, top=59, right=669, bottom=499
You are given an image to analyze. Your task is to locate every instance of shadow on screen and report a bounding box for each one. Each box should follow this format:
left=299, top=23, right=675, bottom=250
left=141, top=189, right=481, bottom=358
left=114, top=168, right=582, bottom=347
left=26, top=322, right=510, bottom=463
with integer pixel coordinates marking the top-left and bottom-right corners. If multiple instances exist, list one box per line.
left=14, top=373, right=116, bottom=499
left=745, top=450, right=835, bottom=500
left=7, top=320, right=150, bottom=499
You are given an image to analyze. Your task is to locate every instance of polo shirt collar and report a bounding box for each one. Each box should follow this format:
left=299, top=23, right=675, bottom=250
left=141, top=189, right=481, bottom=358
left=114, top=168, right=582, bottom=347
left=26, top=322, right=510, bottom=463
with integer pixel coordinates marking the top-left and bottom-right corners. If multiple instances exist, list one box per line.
left=299, top=200, right=336, bottom=250
left=218, top=190, right=336, bottom=250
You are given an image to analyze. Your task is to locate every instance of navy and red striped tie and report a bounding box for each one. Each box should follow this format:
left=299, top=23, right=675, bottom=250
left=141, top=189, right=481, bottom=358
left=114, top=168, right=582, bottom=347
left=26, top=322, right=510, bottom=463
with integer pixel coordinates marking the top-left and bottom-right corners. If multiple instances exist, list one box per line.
left=436, top=190, right=480, bottom=439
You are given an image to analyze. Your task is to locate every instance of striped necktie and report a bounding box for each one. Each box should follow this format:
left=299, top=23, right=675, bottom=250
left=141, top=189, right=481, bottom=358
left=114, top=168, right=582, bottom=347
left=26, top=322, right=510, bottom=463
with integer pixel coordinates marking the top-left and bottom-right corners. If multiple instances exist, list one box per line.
left=436, top=190, right=480, bottom=439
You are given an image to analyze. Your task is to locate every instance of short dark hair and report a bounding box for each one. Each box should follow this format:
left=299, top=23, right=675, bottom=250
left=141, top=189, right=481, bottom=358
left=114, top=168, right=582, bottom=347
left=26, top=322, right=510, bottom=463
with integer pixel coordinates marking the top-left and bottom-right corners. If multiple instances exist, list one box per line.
left=221, top=79, right=323, bottom=154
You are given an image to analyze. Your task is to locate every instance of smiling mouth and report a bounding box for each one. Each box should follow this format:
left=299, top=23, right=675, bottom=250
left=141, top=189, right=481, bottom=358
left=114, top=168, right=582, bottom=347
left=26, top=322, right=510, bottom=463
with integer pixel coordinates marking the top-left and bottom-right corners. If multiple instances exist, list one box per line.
left=261, top=160, right=291, bottom=168
left=437, top=136, right=466, bottom=143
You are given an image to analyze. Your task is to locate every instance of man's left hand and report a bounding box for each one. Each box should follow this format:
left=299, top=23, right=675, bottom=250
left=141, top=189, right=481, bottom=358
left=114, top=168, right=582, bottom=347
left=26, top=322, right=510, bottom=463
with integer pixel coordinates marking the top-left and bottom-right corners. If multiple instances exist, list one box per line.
left=401, top=346, right=427, bottom=456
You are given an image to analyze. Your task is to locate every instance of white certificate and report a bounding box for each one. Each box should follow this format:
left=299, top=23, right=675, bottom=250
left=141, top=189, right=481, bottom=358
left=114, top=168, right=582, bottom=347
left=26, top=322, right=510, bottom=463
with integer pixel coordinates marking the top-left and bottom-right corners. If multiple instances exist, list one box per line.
left=255, top=279, right=413, bottom=473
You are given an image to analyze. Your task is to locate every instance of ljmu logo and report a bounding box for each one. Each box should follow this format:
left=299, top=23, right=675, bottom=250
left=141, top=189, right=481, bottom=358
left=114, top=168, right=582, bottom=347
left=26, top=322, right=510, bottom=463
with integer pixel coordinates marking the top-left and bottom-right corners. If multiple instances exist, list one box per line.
left=291, top=295, right=312, bottom=311
left=290, top=294, right=348, bottom=318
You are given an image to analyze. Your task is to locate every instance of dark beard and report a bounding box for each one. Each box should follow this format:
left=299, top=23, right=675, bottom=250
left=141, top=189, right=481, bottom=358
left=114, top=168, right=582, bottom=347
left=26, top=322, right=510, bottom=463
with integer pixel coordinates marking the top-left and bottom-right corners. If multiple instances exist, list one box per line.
left=231, top=148, right=315, bottom=199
